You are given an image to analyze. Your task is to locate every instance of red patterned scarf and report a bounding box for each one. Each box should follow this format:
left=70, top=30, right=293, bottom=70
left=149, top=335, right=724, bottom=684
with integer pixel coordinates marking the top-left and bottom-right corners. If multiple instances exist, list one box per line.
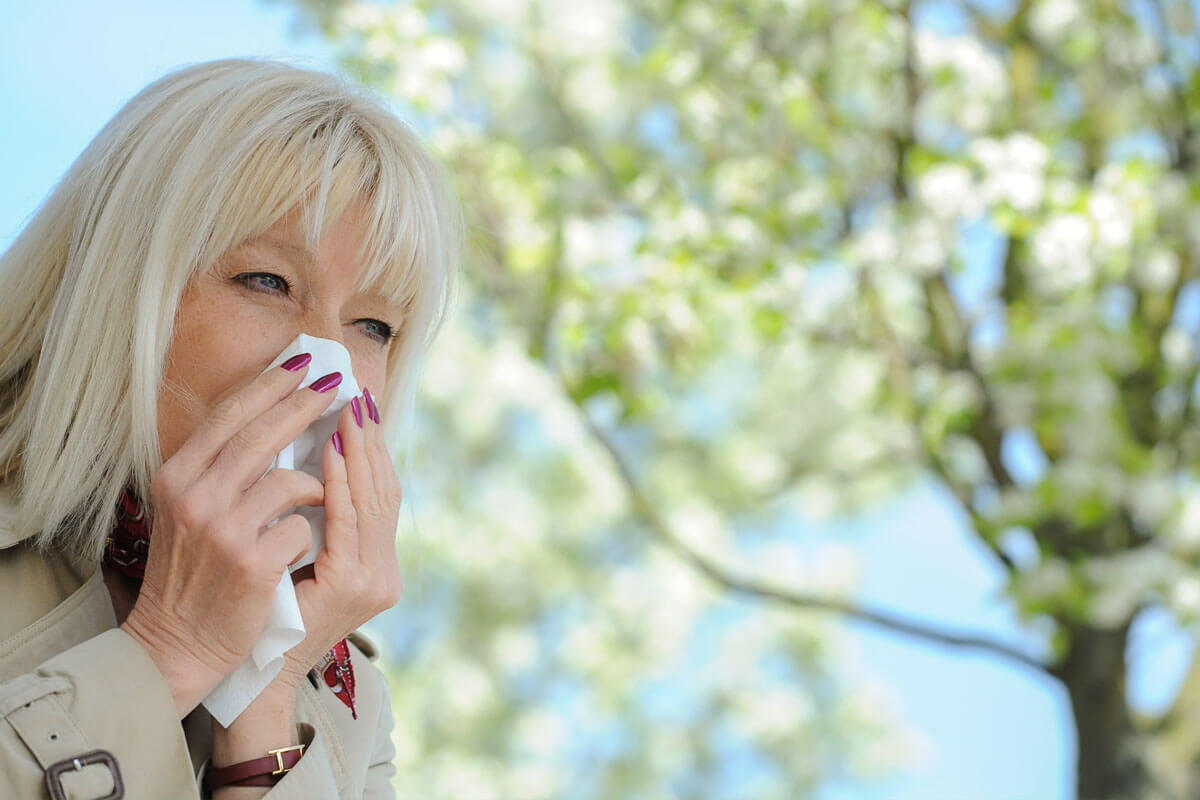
left=104, top=487, right=357, bottom=719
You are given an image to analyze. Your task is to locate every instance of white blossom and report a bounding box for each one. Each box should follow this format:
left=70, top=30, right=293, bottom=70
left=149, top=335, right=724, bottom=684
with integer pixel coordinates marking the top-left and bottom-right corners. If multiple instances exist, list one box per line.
left=734, top=683, right=816, bottom=739
left=853, top=223, right=899, bottom=266
left=973, top=134, right=1049, bottom=211
left=916, top=164, right=978, bottom=219
left=668, top=502, right=727, bottom=558
left=944, top=435, right=988, bottom=485
left=434, top=758, right=497, bottom=800
left=916, top=30, right=1007, bottom=96
left=540, top=0, right=624, bottom=55
left=566, top=62, right=619, bottom=121
left=513, top=708, right=569, bottom=757
left=1029, top=0, right=1082, bottom=43
left=1161, top=329, right=1194, bottom=372
left=507, top=762, right=559, bottom=799
left=564, top=215, right=644, bottom=283
left=444, top=660, right=496, bottom=717
left=423, top=38, right=467, bottom=73
left=1089, top=190, right=1133, bottom=250
left=725, top=436, right=787, bottom=492
left=1135, top=250, right=1180, bottom=292
left=1021, top=558, right=1072, bottom=601
left=1086, top=548, right=1175, bottom=627
left=1127, top=475, right=1176, bottom=531
left=337, top=3, right=385, bottom=30
left=1170, top=575, right=1200, bottom=618
left=1169, top=489, right=1200, bottom=553
left=901, top=217, right=952, bottom=276
left=1030, top=213, right=1094, bottom=294
left=491, top=626, right=540, bottom=674
left=665, top=51, right=701, bottom=86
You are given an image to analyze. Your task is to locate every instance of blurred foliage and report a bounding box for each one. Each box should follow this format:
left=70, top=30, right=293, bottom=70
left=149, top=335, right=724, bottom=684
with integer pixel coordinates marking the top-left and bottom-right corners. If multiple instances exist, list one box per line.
left=281, top=0, right=1200, bottom=797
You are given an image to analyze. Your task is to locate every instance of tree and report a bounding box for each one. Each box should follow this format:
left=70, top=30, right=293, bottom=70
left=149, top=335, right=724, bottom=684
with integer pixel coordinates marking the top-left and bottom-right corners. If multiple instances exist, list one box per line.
left=282, top=0, right=1200, bottom=797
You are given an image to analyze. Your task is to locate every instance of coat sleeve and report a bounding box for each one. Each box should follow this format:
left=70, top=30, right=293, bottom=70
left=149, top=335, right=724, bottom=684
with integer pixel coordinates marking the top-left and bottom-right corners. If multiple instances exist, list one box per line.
left=259, top=642, right=396, bottom=799
left=360, top=671, right=397, bottom=800
left=0, top=632, right=398, bottom=800
left=0, top=627, right=199, bottom=799
left=253, top=721, right=341, bottom=799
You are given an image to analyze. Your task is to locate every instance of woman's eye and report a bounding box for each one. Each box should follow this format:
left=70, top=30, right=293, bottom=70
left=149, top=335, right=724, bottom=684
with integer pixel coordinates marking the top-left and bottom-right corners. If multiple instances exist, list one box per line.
left=358, top=319, right=396, bottom=344
left=236, top=272, right=291, bottom=295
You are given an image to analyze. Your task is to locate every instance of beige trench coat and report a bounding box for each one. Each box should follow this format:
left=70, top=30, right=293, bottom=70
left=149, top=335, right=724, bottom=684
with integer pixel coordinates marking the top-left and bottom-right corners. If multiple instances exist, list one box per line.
left=0, top=499, right=397, bottom=799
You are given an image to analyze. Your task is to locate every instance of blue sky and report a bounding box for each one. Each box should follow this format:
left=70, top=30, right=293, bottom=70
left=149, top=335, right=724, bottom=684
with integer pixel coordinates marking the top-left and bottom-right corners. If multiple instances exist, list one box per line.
left=0, top=0, right=330, bottom=246
left=0, top=2, right=1133, bottom=798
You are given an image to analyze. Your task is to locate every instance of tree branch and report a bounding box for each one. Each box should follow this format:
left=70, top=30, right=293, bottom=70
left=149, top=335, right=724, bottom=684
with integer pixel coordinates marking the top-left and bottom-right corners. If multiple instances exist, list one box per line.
left=1144, top=0, right=1196, bottom=170
left=561, top=369, right=1051, bottom=676
left=922, top=449, right=1019, bottom=572
left=925, top=274, right=1017, bottom=492
left=525, top=37, right=624, bottom=197
left=888, top=2, right=1019, bottom=571
left=853, top=275, right=1021, bottom=573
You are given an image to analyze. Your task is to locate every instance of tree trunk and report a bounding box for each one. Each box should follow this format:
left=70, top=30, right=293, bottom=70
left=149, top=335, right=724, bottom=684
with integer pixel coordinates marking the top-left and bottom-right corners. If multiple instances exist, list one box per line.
left=1055, top=622, right=1147, bottom=799
left=1140, top=641, right=1200, bottom=800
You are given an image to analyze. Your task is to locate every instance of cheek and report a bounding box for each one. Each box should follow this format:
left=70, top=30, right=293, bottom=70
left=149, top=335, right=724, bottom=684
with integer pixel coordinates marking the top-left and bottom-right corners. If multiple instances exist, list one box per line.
left=171, top=309, right=289, bottom=396
left=157, top=298, right=294, bottom=460
left=348, top=353, right=388, bottom=397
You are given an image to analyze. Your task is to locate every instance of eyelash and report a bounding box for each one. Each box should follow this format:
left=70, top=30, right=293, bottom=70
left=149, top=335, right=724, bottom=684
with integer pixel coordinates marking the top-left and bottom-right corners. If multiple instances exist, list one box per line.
left=235, top=272, right=397, bottom=344
left=239, top=272, right=291, bottom=295
left=360, top=319, right=398, bottom=344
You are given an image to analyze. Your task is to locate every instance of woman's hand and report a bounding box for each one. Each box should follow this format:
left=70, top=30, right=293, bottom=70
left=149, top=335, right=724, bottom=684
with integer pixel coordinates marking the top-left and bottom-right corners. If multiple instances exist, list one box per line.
left=278, top=389, right=403, bottom=685
left=121, top=358, right=337, bottom=717
left=207, top=389, right=402, bottom=800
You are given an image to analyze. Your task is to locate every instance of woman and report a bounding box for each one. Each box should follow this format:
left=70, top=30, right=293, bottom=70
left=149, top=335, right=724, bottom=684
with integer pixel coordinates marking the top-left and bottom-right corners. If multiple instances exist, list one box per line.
left=0, top=59, right=458, bottom=798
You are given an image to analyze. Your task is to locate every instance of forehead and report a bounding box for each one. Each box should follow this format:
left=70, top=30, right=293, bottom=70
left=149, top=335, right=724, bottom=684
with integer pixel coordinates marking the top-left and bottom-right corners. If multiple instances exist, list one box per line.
left=229, top=205, right=397, bottom=300
left=248, top=207, right=363, bottom=265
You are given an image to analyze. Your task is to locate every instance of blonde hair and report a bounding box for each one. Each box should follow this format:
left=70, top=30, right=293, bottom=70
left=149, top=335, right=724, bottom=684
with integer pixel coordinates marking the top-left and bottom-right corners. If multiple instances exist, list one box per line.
left=0, top=59, right=460, bottom=561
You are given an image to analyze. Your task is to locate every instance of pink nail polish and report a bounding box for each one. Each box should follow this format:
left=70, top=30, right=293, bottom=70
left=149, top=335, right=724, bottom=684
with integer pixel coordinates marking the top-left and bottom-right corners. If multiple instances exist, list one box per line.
left=281, top=353, right=312, bottom=372
left=363, top=387, right=380, bottom=424
left=351, top=397, right=363, bottom=428
left=332, top=431, right=344, bottom=455
left=309, top=372, right=342, bottom=393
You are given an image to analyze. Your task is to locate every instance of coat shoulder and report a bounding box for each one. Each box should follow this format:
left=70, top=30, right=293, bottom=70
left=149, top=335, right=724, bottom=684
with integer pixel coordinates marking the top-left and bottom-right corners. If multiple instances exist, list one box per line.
left=347, top=629, right=380, bottom=661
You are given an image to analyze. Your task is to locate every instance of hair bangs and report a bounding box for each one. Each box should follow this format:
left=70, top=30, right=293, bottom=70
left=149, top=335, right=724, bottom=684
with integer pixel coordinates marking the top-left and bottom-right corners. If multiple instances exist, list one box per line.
left=304, top=118, right=443, bottom=326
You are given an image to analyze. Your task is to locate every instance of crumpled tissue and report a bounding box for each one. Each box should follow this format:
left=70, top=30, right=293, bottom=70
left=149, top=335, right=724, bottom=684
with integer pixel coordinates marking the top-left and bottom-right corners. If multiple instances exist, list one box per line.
left=202, top=333, right=360, bottom=728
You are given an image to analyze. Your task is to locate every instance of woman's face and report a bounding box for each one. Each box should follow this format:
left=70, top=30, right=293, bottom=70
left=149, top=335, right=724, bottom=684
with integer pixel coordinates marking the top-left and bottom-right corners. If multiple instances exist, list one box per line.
left=158, top=204, right=402, bottom=462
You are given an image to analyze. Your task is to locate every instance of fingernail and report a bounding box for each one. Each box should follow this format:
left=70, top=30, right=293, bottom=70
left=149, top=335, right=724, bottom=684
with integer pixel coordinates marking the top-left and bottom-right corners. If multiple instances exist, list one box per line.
left=363, top=387, right=380, bottom=424
left=309, top=371, right=342, bottom=393
left=281, top=353, right=312, bottom=372
left=350, top=396, right=363, bottom=428
left=332, top=431, right=344, bottom=455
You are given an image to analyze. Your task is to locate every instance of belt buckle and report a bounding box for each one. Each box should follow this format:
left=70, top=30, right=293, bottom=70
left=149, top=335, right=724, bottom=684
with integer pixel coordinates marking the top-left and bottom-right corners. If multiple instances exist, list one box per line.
left=45, top=749, right=123, bottom=800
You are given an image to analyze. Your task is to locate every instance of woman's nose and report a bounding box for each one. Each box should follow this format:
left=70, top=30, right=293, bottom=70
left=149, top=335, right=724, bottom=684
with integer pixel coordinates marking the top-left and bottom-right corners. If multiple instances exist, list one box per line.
left=301, top=311, right=347, bottom=347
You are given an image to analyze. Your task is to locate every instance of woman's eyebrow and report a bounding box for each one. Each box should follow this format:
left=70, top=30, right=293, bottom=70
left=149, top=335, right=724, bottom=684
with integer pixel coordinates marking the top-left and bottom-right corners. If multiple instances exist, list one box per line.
left=241, top=235, right=314, bottom=266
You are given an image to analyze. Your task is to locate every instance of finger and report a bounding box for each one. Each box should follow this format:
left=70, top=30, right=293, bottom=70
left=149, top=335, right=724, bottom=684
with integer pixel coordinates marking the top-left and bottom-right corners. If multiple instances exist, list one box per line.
left=360, top=392, right=402, bottom=561
left=339, top=395, right=381, bottom=547
left=360, top=388, right=390, bottom=497
left=207, top=371, right=343, bottom=492
left=363, top=386, right=382, bottom=427
left=238, top=468, right=324, bottom=531
left=258, top=513, right=314, bottom=573
left=169, top=354, right=314, bottom=478
left=320, top=404, right=358, bottom=561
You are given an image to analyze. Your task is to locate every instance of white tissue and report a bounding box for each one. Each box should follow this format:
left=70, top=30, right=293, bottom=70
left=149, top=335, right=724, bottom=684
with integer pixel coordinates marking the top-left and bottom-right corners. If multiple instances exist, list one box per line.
left=202, top=334, right=361, bottom=728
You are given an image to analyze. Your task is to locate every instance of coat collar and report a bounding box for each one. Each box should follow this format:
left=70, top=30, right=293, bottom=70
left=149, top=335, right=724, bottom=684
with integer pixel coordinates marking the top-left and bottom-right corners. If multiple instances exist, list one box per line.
left=0, top=550, right=111, bottom=680
left=0, top=483, right=27, bottom=550
left=0, top=484, right=102, bottom=558
left=0, top=527, right=21, bottom=550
